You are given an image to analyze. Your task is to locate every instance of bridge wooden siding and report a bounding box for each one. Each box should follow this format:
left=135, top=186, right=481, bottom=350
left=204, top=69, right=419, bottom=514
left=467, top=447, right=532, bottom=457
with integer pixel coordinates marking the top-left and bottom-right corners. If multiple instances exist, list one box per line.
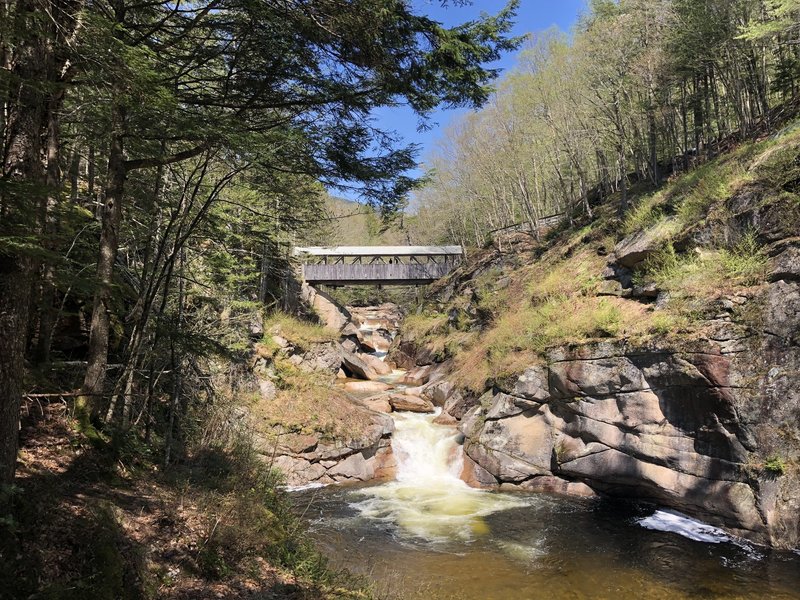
left=293, top=246, right=463, bottom=286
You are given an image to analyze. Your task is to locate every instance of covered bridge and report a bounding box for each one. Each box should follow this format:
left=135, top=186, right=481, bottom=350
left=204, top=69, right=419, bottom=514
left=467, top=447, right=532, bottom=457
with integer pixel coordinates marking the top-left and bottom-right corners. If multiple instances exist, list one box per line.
left=293, top=246, right=463, bottom=286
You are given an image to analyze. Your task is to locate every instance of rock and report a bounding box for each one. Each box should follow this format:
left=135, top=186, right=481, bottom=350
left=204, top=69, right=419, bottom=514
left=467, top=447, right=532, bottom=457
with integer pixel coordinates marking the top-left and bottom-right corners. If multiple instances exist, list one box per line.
left=272, top=456, right=326, bottom=486
left=548, top=356, right=647, bottom=398
left=432, top=411, right=458, bottom=426
left=443, top=390, right=475, bottom=420
left=343, top=380, right=392, bottom=394
left=425, top=380, right=454, bottom=406
left=460, top=453, right=497, bottom=488
left=277, top=433, right=319, bottom=455
left=371, top=444, right=397, bottom=480
left=401, top=365, right=434, bottom=386
left=359, top=395, right=392, bottom=413
left=632, top=281, right=659, bottom=298
left=484, top=392, right=535, bottom=420
left=297, top=342, right=342, bottom=374
left=359, top=352, right=392, bottom=376
left=300, top=283, right=351, bottom=331
left=340, top=322, right=360, bottom=338
left=258, top=378, right=277, bottom=401
left=359, top=333, right=379, bottom=353
left=387, top=393, right=435, bottom=413
left=512, top=366, right=550, bottom=402
left=272, top=335, right=290, bottom=349
left=558, top=446, right=763, bottom=533
left=770, top=246, right=800, bottom=282
left=249, top=313, right=264, bottom=339
left=499, top=477, right=596, bottom=498
left=465, top=408, right=554, bottom=482
left=596, top=279, right=627, bottom=297
left=373, top=329, right=394, bottom=350
left=516, top=475, right=597, bottom=498
left=388, top=340, right=417, bottom=370
left=328, top=452, right=374, bottom=481
left=415, top=344, right=438, bottom=366
left=654, top=291, right=671, bottom=309
left=460, top=335, right=793, bottom=544
left=341, top=338, right=359, bottom=354
left=340, top=349, right=379, bottom=380
left=763, top=280, right=800, bottom=343
left=613, top=223, right=671, bottom=268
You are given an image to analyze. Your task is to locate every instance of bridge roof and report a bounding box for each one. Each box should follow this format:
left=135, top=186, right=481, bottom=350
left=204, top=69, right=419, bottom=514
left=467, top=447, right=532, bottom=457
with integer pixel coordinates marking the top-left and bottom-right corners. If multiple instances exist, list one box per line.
left=293, top=245, right=463, bottom=257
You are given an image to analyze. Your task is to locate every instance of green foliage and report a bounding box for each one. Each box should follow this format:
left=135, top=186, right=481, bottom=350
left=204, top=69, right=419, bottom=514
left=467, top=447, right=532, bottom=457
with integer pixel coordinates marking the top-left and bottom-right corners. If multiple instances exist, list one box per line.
left=764, top=456, right=787, bottom=475
left=721, top=231, right=768, bottom=285
left=412, top=0, right=799, bottom=246
left=264, top=312, right=339, bottom=350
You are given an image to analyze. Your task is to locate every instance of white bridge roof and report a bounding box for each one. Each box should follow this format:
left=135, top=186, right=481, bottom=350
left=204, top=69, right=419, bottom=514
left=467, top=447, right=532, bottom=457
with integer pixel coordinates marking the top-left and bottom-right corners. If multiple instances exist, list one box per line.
left=293, top=245, right=463, bottom=257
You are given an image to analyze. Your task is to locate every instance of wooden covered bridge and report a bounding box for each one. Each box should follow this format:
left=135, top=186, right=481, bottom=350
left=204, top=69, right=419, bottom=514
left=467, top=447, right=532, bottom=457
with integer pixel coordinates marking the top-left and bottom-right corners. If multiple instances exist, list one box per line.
left=293, top=246, right=463, bottom=286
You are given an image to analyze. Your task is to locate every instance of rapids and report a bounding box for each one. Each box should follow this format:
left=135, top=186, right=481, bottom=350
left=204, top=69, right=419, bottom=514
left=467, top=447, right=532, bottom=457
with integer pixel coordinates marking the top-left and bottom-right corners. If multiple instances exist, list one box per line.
left=351, top=410, right=525, bottom=542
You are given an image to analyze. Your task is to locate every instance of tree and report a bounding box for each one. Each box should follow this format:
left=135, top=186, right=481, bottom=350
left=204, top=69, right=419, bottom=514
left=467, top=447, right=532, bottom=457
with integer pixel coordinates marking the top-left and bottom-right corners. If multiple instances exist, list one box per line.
left=0, top=0, right=85, bottom=484
left=0, top=0, right=522, bottom=482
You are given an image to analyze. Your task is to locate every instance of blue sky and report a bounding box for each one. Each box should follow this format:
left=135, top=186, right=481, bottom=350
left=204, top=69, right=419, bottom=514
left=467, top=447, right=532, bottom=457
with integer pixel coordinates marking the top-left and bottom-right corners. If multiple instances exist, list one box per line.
left=352, top=0, right=585, bottom=201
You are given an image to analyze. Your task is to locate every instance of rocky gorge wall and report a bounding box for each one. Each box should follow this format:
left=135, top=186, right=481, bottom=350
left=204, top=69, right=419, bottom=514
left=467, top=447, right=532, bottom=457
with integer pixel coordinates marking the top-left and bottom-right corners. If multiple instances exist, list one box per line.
left=389, top=189, right=800, bottom=548
left=245, top=300, right=447, bottom=488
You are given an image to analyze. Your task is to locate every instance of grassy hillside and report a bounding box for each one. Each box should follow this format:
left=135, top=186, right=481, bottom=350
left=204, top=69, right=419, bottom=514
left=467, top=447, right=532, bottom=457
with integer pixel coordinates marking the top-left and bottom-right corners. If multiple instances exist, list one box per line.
left=407, top=121, right=800, bottom=393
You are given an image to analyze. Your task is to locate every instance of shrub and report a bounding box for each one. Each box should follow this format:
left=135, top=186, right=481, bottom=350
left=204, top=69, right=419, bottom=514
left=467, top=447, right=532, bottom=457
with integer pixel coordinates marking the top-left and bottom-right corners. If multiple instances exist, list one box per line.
left=764, top=456, right=786, bottom=475
left=721, top=230, right=768, bottom=285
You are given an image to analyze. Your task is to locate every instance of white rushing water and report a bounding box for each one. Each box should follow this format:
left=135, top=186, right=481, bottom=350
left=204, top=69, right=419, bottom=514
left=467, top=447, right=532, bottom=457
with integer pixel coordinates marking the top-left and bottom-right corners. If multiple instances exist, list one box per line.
left=353, top=410, right=525, bottom=542
left=637, top=509, right=732, bottom=543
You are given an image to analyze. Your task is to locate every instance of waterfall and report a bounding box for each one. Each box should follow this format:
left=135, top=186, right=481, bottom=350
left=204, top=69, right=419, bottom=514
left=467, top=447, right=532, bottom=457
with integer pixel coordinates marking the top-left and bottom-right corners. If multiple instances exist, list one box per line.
left=353, top=410, right=525, bottom=542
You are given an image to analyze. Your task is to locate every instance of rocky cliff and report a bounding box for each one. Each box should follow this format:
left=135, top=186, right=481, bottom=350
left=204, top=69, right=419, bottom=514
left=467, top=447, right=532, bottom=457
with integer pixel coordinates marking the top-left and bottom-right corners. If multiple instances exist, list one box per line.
left=391, top=126, right=800, bottom=548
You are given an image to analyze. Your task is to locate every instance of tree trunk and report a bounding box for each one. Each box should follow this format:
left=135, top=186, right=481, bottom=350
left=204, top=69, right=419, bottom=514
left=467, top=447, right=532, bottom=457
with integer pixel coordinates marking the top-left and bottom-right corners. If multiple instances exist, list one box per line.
left=82, top=105, right=127, bottom=409
left=0, top=0, right=77, bottom=483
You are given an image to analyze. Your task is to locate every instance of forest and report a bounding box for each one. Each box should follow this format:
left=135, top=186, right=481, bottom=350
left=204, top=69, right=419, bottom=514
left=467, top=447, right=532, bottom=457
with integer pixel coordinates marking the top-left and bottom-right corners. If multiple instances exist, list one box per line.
left=2, top=0, right=800, bottom=597
left=0, top=0, right=519, bottom=483
left=414, top=0, right=800, bottom=245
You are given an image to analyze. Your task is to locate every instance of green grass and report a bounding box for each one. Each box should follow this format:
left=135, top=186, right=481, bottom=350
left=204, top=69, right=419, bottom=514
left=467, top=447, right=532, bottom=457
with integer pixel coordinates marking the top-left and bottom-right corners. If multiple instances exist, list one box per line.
left=263, top=312, right=339, bottom=350
left=453, top=294, right=636, bottom=391
left=764, top=456, right=787, bottom=475
left=720, top=230, right=769, bottom=285
left=623, top=191, right=668, bottom=235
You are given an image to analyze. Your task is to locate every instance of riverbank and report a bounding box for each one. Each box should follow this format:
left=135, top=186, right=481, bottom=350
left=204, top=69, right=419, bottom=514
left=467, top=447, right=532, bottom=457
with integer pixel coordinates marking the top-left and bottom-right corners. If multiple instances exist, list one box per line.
left=1, top=397, right=377, bottom=599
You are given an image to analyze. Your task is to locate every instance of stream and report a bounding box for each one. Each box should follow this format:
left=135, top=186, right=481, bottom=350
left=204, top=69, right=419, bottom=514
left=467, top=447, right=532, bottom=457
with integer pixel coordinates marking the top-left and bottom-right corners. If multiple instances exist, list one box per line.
left=293, top=307, right=800, bottom=599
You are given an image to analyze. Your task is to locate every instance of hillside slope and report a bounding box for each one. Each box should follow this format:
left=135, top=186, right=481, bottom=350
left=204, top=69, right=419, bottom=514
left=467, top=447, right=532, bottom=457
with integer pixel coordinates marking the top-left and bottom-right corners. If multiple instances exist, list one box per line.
left=390, top=122, right=800, bottom=548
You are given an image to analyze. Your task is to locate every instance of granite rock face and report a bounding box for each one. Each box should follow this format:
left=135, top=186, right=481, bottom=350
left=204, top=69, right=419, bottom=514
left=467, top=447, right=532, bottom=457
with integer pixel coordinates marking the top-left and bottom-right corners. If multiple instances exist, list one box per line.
left=300, top=283, right=352, bottom=331
left=257, top=407, right=396, bottom=486
left=459, top=299, right=800, bottom=548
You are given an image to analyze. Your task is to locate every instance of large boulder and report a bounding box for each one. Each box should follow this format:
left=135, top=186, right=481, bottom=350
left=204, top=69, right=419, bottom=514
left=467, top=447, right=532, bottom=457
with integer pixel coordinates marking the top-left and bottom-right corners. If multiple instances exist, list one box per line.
left=359, top=352, right=393, bottom=376
left=340, top=349, right=379, bottom=380
left=459, top=332, right=800, bottom=547
left=343, top=380, right=392, bottom=394
left=612, top=221, right=672, bottom=268
left=770, top=245, right=800, bottom=282
left=386, top=393, right=435, bottom=413
left=401, top=364, right=434, bottom=386
left=296, top=342, right=342, bottom=374
left=300, top=283, right=351, bottom=331
left=358, top=394, right=392, bottom=413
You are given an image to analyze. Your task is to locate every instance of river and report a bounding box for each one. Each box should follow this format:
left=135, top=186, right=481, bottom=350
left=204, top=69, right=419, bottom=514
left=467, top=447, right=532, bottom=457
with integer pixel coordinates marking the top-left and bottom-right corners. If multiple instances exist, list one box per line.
left=290, top=308, right=800, bottom=599
left=293, top=408, right=800, bottom=599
